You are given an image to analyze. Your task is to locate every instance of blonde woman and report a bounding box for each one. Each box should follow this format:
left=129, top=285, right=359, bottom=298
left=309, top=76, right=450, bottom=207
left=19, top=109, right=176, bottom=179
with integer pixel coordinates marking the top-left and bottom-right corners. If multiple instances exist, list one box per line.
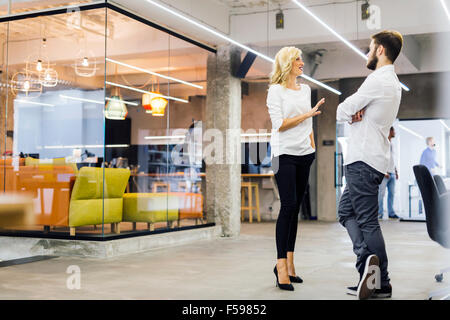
left=267, top=47, right=325, bottom=291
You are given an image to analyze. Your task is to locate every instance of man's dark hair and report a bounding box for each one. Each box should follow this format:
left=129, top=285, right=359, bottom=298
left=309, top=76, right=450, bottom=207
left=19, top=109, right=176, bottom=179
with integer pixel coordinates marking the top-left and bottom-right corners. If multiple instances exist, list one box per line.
left=371, top=30, right=403, bottom=63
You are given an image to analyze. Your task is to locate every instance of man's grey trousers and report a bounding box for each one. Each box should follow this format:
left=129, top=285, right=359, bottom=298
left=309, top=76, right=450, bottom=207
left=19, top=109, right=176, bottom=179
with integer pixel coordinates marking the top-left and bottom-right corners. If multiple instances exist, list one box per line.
left=338, top=161, right=390, bottom=286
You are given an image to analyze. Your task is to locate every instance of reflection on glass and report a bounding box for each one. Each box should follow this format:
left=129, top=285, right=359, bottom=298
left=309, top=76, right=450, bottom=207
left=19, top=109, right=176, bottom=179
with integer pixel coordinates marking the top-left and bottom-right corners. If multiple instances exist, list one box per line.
left=1, top=9, right=107, bottom=236
left=105, top=11, right=208, bottom=233
left=0, top=0, right=97, bottom=16
left=0, top=6, right=209, bottom=238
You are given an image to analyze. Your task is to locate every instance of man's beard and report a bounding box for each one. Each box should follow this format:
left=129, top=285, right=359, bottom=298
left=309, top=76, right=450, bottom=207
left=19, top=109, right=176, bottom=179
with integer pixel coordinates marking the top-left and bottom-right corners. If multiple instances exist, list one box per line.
left=366, top=54, right=378, bottom=70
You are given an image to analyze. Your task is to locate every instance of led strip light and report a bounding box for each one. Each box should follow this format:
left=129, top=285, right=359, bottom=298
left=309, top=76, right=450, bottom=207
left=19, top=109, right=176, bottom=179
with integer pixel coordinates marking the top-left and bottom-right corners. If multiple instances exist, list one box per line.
left=105, top=97, right=138, bottom=106
left=291, top=0, right=410, bottom=92
left=106, top=58, right=204, bottom=89
left=59, top=94, right=104, bottom=105
left=144, top=0, right=342, bottom=95
left=15, top=99, right=55, bottom=107
left=144, top=135, right=186, bottom=140
left=398, top=124, right=424, bottom=140
left=44, top=144, right=130, bottom=149
left=440, top=119, right=450, bottom=131
left=60, top=94, right=139, bottom=106
left=106, top=81, right=189, bottom=103
left=441, top=0, right=450, bottom=22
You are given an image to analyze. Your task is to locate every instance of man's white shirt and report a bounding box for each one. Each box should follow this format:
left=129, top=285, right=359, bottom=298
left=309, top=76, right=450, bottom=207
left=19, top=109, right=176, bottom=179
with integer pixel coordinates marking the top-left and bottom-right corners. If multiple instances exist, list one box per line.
left=336, top=65, right=402, bottom=174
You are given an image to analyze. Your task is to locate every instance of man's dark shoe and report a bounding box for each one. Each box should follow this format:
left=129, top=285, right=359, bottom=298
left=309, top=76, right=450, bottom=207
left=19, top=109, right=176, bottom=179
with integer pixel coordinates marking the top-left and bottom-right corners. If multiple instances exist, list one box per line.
left=389, top=214, right=399, bottom=219
left=348, top=283, right=391, bottom=298
left=346, top=286, right=357, bottom=296
left=372, top=283, right=392, bottom=298
left=357, top=254, right=379, bottom=300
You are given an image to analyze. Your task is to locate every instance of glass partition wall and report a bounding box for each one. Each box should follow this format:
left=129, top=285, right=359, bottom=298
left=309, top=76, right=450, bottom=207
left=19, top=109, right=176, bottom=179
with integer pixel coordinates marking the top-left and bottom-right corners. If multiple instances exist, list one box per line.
left=0, top=5, right=210, bottom=238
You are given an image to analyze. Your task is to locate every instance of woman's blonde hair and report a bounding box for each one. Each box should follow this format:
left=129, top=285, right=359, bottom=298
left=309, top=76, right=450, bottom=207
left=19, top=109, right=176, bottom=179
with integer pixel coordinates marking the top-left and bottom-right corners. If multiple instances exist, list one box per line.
left=269, top=47, right=302, bottom=87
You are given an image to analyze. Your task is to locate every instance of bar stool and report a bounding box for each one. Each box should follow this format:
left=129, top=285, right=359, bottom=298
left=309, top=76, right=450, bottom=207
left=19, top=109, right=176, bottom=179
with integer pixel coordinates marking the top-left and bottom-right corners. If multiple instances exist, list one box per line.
left=178, top=181, right=188, bottom=192
left=179, top=181, right=202, bottom=193
left=241, top=181, right=261, bottom=223
left=152, top=182, right=171, bottom=193
left=195, top=182, right=202, bottom=193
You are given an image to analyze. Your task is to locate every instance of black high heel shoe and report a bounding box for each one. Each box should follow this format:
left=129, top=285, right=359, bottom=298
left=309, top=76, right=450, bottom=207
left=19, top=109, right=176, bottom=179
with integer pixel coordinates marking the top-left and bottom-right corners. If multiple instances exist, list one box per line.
left=273, top=266, right=294, bottom=291
left=289, top=275, right=303, bottom=283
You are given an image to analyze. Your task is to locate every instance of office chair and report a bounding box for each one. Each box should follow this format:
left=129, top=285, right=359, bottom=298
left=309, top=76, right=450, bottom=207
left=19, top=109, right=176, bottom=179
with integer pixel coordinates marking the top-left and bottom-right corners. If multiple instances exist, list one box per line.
left=433, top=174, right=447, bottom=196
left=413, top=165, right=450, bottom=300
left=433, top=174, right=450, bottom=284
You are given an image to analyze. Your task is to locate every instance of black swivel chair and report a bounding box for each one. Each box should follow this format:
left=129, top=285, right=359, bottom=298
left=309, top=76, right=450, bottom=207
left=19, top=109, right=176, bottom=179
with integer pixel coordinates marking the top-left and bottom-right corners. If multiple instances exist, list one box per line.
left=434, top=174, right=447, bottom=196
left=413, top=165, right=450, bottom=299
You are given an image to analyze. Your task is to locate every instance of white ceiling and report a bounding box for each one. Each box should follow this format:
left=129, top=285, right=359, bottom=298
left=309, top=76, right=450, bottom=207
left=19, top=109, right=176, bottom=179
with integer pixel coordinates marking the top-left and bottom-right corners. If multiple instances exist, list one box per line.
left=215, top=0, right=290, bottom=8
left=2, top=0, right=449, bottom=92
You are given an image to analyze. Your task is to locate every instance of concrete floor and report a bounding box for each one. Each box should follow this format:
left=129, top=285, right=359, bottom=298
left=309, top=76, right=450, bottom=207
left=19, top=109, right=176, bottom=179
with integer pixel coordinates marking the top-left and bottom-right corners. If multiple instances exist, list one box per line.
left=0, top=220, right=449, bottom=300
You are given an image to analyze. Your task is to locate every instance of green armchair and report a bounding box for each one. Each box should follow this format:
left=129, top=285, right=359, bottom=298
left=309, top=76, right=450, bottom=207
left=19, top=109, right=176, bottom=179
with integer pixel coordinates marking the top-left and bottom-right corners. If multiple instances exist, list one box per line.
left=69, top=167, right=130, bottom=236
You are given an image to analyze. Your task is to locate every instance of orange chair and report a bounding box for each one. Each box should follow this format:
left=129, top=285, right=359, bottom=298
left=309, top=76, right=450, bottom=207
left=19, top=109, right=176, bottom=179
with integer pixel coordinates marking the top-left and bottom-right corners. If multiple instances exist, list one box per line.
left=171, top=192, right=204, bottom=225
left=0, top=162, right=75, bottom=229
left=0, top=158, right=25, bottom=191
left=14, top=165, right=76, bottom=227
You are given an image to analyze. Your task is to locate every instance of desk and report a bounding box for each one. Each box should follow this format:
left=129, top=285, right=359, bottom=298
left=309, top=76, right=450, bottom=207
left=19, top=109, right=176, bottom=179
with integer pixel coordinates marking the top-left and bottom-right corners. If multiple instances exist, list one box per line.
left=128, top=172, right=203, bottom=193
left=241, top=173, right=278, bottom=200
left=127, top=172, right=274, bottom=191
left=126, top=172, right=279, bottom=221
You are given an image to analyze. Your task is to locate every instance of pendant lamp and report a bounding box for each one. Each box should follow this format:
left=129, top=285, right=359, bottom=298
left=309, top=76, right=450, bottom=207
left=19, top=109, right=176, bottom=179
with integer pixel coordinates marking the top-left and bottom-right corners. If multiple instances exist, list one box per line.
left=142, top=92, right=153, bottom=113
left=142, top=76, right=167, bottom=117
left=150, top=94, right=168, bottom=117
left=105, top=94, right=128, bottom=120
left=105, top=65, right=127, bottom=120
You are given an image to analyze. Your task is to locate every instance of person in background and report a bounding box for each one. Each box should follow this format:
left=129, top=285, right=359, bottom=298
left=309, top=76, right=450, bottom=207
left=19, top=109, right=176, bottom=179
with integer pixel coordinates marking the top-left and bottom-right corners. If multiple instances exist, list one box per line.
left=418, top=136, right=441, bottom=215
left=378, top=127, right=399, bottom=220
left=420, top=137, right=440, bottom=175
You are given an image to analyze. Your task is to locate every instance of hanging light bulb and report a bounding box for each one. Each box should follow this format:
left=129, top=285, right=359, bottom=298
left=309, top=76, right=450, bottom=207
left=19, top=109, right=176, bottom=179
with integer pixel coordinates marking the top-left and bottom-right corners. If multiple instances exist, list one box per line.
left=11, top=71, right=42, bottom=97
left=23, top=80, right=30, bottom=91
left=82, top=57, right=89, bottom=67
left=40, top=68, right=58, bottom=87
left=36, top=60, right=43, bottom=72
left=73, top=34, right=98, bottom=77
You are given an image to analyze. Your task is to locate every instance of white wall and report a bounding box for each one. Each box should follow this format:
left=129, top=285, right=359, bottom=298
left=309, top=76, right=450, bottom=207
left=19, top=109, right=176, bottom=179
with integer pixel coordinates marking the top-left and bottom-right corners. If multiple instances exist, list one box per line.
left=13, top=89, right=104, bottom=159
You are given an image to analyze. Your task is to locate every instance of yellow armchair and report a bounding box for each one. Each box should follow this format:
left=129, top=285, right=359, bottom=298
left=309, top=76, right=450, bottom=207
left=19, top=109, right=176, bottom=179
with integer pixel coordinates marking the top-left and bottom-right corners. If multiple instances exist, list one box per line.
left=69, top=167, right=130, bottom=236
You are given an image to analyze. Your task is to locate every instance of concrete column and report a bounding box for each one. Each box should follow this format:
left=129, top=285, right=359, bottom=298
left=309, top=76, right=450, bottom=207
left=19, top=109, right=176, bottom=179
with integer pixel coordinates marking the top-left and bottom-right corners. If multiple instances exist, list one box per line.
left=315, top=83, right=340, bottom=221
left=205, top=45, right=242, bottom=237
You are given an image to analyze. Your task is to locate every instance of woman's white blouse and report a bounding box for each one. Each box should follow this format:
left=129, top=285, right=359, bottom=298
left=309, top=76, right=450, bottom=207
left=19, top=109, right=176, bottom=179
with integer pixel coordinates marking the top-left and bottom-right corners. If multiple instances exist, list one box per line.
left=266, top=84, right=315, bottom=158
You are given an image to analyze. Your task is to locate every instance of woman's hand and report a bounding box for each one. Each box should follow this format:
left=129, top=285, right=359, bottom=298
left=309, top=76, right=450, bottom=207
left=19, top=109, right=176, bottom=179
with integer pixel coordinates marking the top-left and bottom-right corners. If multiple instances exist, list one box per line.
left=308, top=98, right=325, bottom=118
left=278, top=98, right=325, bottom=132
